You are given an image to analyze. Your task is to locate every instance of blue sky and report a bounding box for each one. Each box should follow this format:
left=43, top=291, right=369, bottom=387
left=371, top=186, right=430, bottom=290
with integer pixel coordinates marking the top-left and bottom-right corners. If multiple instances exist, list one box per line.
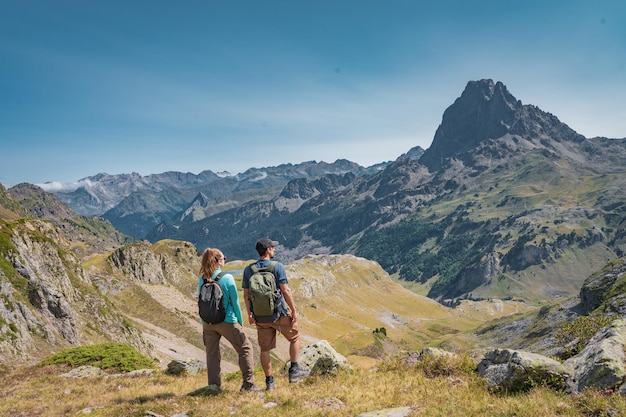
left=1, top=0, right=625, bottom=187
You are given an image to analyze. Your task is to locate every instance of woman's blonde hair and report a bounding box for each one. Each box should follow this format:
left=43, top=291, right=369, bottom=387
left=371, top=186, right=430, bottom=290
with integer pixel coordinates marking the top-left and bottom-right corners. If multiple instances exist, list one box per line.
left=199, top=247, right=222, bottom=280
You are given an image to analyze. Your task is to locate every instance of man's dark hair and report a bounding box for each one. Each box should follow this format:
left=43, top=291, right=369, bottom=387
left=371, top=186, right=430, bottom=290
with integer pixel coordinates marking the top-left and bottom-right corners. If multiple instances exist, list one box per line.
left=256, top=238, right=278, bottom=256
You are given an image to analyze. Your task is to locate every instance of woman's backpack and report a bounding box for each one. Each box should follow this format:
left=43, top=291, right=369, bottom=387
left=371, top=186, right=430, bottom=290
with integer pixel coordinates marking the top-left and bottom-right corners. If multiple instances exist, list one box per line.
left=198, top=272, right=227, bottom=324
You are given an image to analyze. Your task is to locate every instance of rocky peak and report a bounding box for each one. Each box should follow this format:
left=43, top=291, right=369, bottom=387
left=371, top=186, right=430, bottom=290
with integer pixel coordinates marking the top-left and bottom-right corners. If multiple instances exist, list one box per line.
left=9, top=183, right=78, bottom=220
left=179, top=192, right=211, bottom=223
left=418, top=79, right=585, bottom=172
left=420, top=79, right=522, bottom=171
left=279, top=173, right=356, bottom=200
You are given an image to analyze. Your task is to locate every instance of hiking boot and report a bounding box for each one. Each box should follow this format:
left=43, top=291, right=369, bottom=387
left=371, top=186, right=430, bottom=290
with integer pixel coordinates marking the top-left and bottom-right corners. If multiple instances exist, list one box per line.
left=288, top=366, right=310, bottom=383
left=265, top=376, right=275, bottom=391
left=240, top=382, right=262, bottom=392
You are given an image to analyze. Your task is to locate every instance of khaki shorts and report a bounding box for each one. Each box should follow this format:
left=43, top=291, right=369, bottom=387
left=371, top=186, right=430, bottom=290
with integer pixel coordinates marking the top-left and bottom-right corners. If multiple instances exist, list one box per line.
left=256, top=314, right=300, bottom=351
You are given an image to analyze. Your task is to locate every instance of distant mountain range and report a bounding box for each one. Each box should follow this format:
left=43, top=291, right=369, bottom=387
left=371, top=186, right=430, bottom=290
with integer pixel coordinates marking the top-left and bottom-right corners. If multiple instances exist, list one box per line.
left=41, top=160, right=389, bottom=238
left=28, top=79, right=626, bottom=306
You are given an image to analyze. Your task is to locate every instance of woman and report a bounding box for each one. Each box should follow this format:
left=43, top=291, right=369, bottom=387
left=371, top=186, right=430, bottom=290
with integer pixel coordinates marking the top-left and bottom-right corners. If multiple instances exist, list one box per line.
left=198, top=247, right=260, bottom=392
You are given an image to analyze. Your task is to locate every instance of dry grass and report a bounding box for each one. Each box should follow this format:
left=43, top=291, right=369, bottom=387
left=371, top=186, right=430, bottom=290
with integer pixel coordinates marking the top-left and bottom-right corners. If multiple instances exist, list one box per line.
left=2, top=359, right=626, bottom=417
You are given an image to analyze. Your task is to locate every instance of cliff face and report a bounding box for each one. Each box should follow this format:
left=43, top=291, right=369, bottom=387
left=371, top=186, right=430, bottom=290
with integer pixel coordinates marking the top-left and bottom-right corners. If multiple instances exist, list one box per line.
left=0, top=219, right=151, bottom=364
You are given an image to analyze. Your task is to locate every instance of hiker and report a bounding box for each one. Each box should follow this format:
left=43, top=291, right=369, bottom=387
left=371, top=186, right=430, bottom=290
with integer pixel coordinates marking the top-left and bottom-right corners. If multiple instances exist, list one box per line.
left=242, top=238, right=308, bottom=390
left=198, top=247, right=261, bottom=392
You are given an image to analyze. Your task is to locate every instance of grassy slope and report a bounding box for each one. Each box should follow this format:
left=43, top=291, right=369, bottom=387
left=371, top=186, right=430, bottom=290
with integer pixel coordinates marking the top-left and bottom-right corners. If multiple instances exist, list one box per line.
left=393, top=153, right=621, bottom=304
left=2, top=357, right=625, bottom=417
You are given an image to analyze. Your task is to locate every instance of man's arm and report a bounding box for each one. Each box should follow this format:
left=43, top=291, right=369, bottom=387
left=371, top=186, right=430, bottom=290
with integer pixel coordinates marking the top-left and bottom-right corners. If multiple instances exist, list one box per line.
left=243, top=288, right=255, bottom=325
left=279, top=283, right=299, bottom=330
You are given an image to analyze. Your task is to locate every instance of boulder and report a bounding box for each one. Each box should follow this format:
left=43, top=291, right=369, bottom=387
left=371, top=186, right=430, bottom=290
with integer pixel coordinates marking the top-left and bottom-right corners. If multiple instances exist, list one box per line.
left=166, top=358, right=205, bottom=376
left=477, top=348, right=568, bottom=392
left=564, top=319, right=626, bottom=393
left=287, top=340, right=350, bottom=376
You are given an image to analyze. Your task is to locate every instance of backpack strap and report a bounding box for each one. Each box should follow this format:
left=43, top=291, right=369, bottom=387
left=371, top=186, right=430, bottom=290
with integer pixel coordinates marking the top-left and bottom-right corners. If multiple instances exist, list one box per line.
left=214, top=271, right=228, bottom=308
left=214, top=271, right=226, bottom=282
left=201, top=270, right=226, bottom=284
left=250, top=261, right=277, bottom=274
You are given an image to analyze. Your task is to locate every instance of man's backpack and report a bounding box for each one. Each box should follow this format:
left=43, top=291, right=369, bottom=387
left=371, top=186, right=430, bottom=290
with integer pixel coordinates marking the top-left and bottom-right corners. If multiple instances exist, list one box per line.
left=198, top=272, right=227, bottom=324
left=249, top=261, right=281, bottom=322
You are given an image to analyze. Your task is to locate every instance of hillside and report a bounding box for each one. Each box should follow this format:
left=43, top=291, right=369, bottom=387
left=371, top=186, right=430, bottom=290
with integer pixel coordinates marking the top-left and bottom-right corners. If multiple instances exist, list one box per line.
left=42, top=232, right=536, bottom=366
left=4, top=349, right=626, bottom=417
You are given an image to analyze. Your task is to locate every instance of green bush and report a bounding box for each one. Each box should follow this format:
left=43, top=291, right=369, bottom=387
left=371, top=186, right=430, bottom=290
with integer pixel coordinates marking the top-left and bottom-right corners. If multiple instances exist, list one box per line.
left=417, top=352, right=477, bottom=378
left=554, top=315, right=613, bottom=359
left=40, top=342, right=157, bottom=373
left=381, top=351, right=476, bottom=378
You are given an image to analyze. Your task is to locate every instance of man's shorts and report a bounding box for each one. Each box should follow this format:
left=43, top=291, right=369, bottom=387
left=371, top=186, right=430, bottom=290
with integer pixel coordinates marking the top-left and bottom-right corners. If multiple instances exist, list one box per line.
left=256, top=314, right=300, bottom=351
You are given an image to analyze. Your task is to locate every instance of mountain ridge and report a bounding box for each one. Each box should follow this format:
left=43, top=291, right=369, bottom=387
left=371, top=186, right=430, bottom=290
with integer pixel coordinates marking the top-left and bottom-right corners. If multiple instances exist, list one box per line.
left=142, top=79, right=626, bottom=306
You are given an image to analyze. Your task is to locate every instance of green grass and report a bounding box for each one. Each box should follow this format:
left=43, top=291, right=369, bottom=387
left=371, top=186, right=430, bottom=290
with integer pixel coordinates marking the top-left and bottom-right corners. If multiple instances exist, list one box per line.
left=3, top=348, right=625, bottom=417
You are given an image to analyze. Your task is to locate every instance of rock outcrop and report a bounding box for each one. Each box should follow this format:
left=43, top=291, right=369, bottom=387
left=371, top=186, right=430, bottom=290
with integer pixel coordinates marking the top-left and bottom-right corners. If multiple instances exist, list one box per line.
left=287, top=340, right=351, bottom=376
left=0, top=220, right=151, bottom=365
left=564, top=319, right=626, bottom=394
left=477, top=348, right=568, bottom=392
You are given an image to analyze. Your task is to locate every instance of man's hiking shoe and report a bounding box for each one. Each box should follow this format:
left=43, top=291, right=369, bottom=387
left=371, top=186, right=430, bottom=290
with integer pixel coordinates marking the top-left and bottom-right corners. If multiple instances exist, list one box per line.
left=240, top=382, right=262, bottom=392
left=288, top=366, right=310, bottom=383
left=265, top=376, right=275, bottom=391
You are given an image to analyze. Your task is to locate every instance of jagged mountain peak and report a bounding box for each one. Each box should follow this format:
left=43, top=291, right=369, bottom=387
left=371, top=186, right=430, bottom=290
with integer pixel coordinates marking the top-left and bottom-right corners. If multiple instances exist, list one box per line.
left=419, top=79, right=585, bottom=172
left=419, top=79, right=522, bottom=171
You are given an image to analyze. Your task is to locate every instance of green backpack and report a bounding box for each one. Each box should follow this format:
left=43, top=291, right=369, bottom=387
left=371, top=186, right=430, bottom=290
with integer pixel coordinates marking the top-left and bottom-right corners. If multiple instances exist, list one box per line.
left=249, top=261, right=281, bottom=322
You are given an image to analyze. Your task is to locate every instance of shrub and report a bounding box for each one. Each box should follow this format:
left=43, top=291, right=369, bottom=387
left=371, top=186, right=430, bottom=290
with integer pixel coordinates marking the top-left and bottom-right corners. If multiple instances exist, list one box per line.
left=40, top=342, right=157, bottom=373
left=554, top=315, right=613, bottom=359
left=417, top=352, right=477, bottom=378
left=380, top=350, right=476, bottom=378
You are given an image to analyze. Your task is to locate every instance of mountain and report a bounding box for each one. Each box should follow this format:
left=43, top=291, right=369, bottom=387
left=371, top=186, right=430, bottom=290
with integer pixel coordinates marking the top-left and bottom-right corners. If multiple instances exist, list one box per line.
left=146, top=79, right=626, bottom=306
left=419, top=80, right=584, bottom=171
left=6, top=183, right=132, bottom=258
left=2, top=75, right=626, bottom=385
left=44, top=170, right=225, bottom=216
left=45, top=159, right=387, bottom=239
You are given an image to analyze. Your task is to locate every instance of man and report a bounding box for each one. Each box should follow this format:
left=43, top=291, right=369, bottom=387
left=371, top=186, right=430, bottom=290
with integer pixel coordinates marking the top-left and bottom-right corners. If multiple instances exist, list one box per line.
left=242, top=238, right=308, bottom=390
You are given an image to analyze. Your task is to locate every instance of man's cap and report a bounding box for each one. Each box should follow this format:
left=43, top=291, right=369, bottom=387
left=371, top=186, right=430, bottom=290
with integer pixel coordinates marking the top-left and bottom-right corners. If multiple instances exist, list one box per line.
left=256, top=238, right=279, bottom=251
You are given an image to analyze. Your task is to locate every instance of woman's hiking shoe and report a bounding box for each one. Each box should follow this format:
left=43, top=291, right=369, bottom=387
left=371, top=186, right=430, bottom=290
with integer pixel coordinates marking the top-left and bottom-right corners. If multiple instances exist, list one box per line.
left=265, top=376, right=275, bottom=391
left=288, top=366, right=309, bottom=383
left=240, top=382, right=262, bottom=392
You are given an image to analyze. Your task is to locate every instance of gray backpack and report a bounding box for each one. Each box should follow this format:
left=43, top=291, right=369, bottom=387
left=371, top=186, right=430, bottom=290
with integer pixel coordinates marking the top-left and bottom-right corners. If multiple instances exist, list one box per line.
left=198, top=272, right=226, bottom=324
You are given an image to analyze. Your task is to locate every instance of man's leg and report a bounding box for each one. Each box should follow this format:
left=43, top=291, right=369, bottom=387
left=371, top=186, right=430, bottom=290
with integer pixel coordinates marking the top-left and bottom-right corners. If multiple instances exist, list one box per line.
left=256, top=323, right=278, bottom=390
left=289, top=337, right=300, bottom=364
left=260, top=349, right=272, bottom=376
left=277, top=315, right=308, bottom=383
